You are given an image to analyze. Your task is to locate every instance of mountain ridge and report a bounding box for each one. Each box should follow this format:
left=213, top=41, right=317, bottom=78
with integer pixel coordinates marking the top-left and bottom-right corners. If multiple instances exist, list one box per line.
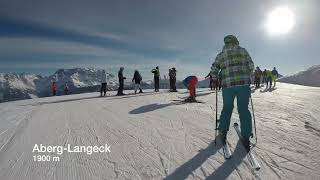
left=278, top=64, right=320, bottom=87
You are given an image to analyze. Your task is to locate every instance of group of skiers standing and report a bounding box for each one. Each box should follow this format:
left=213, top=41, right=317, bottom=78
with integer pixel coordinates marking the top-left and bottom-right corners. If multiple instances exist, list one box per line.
left=99, top=66, right=178, bottom=97
left=99, top=68, right=129, bottom=96
left=51, top=82, right=69, bottom=96
left=205, top=72, right=222, bottom=91
left=254, top=67, right=279, bottom=89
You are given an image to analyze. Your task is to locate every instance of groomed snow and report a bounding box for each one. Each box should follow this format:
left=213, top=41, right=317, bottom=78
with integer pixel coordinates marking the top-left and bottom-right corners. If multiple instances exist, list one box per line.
left=0, top=83, right=319, bottom=180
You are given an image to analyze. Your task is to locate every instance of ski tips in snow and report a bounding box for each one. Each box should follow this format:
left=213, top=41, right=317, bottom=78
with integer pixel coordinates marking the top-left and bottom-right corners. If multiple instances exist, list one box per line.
left=223, top=143, right=232, bottom=159
left=234, top=122, right=261, bottom=170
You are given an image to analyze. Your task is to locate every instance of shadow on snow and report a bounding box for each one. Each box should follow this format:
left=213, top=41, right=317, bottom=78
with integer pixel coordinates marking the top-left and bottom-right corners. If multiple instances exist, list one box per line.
left=25, top=91, right=160, bottom=106
left=165, top=141, right=247, bottom=180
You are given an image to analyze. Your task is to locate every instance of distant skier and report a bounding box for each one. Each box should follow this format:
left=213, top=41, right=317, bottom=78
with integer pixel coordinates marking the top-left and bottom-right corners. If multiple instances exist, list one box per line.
left=205, top=73, right=214, bottom=90
left=262, top=69, right=267, bottom=84
left=266, top=70, right=273, bottom=89
left=254, top=66, right=262, bottom=88
left=271, top=67, right=279, bottom=88
left=64, top=83, right=69, bottom=95
left=117, top=67, right=126, bottom=96
left=210, top=35, right=254, bottom=152
left=132, top=70, right=143, bottom=94
left=100, top=70, right=107, bottom=97
left=205, top=73, right=219, bottom=90
left=169, top=67, right=177, bottom=92
left=51, top=82, right=57, bottom=96
left=182, top=76, right=198, bottom=102
left=151, top=66, right=160, bottom=92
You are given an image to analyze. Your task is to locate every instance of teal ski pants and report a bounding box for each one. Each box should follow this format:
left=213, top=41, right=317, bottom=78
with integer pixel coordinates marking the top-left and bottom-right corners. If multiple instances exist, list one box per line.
left=218, top=85, right=252, bottom=139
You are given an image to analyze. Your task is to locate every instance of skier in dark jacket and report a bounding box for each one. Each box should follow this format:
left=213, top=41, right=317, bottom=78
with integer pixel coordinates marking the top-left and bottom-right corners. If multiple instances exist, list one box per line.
left=169, top=67, right=177, bottom=92
left=205, top=73, right=214, bottom=90
left=271, top=67, right=279, bottom=88
left=132, top=70, right=143, bottom=94
left=210, top=35, right=254, bottom=152
left=117, top=67, right=126, bottom=96
left=64, top=83, right=69, bottom=95
left=254, top=66, right=262, bottom=88
left=151, top=66, right=160, bottom=92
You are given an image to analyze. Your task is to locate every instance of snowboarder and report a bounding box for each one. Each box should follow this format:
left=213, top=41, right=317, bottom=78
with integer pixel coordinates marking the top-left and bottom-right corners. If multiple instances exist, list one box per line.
left=51, top=82, right=57, bottom=96
left=254, top=66, right=262, bottom=88
left=271, top=67, right=279, bottom=88
left=100, top=70, right=107, bottom=97
left=266, top=70, right=273, bottom=89
left=132, top=70, right=143, bottom=94
left=182, top=76, right=198, bottom=102
left=117, top=67, right=126, bottom=96
left=151, top=66, right=160, bottom=92
left=64, top=83, right=69, bottom=95
left=169, top=67, right=177, bottom=92
left=210, top=35, right=254, bottom=152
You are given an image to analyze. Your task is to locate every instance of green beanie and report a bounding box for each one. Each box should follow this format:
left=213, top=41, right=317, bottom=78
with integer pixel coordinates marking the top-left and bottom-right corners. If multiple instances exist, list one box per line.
left=224, top=35, right=239, bottom=45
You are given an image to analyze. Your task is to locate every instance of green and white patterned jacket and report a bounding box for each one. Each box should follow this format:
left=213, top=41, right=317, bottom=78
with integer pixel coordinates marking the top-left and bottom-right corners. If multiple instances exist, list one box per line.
left=210, top=45, right=254, bottom=88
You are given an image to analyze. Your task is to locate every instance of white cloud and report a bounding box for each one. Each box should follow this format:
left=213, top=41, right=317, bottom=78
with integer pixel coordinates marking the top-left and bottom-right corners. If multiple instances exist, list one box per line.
left=0, top=37, right=134, bottom=58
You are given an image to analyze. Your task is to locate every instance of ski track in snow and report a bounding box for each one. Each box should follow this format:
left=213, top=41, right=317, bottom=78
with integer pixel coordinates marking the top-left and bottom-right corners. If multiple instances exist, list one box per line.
left=0, top=83, right=319, bottom=180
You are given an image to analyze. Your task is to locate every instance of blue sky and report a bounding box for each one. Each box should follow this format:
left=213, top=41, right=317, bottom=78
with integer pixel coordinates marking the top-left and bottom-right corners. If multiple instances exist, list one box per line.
left=0, top=0, right=319, bottom=80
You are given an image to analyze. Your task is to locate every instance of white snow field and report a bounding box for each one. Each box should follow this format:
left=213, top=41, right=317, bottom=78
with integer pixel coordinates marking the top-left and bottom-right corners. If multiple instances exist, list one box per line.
left=0, top=83, right=319, bottom=180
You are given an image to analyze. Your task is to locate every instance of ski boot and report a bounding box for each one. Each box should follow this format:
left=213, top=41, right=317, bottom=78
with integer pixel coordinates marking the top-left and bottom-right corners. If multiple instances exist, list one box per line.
left=218, top=130, right=232, bottom=159
left=242, top=138, right=251, bottom=152
left=218, top=130, right=227, bottom=145
left=184, top=96, right=197, bottom=103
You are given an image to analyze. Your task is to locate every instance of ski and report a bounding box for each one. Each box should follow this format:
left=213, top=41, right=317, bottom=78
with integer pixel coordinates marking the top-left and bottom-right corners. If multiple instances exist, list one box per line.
left=171, top=99, right=205, bottom=104
left=222, top=143, right=232, bottom=159
left=233, top=122, right=261, bottom=170
left=214, top=134, right=232, bottom=160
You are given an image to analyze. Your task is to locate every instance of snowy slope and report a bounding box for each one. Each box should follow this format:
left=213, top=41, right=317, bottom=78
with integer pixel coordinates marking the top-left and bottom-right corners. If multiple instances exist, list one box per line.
left=279, top=65, right=320, bottom=87
left=0, top=83, right=319, bottom=180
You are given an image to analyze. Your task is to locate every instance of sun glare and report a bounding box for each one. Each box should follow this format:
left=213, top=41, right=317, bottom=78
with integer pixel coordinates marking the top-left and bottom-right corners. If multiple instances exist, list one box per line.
left=266, top=6, right=295, bottom=35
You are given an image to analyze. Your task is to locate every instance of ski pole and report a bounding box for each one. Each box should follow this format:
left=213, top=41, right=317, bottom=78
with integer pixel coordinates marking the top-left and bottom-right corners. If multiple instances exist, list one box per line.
left=214, top=88, right=219, bottom=146
left=250, top=97, right=258, bottom=144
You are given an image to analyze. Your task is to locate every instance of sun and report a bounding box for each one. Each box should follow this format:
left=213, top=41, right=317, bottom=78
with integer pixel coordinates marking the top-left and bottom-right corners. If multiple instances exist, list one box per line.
left=265, top=6, right=295, bottom=35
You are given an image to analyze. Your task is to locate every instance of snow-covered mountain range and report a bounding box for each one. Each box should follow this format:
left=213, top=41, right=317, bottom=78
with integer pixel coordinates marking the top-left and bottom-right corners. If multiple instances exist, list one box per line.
left=279, top=65, right=320, bottom=87
left=0, top=68, right=118, bottom=102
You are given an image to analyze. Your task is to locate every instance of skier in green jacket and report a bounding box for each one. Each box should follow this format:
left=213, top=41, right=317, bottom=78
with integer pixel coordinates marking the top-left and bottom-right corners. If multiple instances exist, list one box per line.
left=266, top=70, right=273, bottom=89
left=151, top=66, right=160, bottom=92
left=210, top=35, right=254, bottom=152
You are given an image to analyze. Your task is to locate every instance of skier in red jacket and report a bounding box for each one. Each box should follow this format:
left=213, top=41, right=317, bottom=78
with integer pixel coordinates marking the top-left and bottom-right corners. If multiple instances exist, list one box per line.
left=52, top=82, right=57, bottom=96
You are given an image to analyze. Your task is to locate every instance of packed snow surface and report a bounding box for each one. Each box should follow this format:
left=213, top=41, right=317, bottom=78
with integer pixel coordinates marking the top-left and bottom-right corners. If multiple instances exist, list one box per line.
left=0, top=83, right=319, bottom=180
